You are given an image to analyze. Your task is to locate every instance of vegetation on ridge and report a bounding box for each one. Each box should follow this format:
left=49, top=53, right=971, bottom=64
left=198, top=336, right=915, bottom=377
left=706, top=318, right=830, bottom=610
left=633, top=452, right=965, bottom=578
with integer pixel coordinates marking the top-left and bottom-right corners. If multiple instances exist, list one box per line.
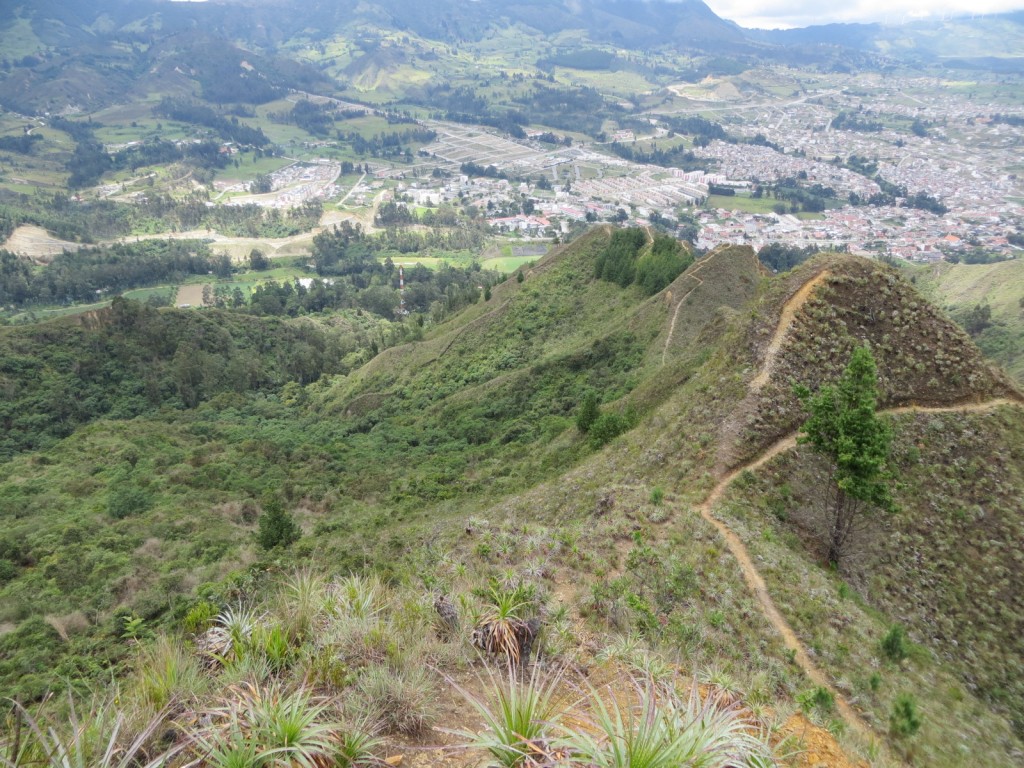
left=0, top=235, right=1022, bottom=766
left=795, top=345, right=893, bottom=567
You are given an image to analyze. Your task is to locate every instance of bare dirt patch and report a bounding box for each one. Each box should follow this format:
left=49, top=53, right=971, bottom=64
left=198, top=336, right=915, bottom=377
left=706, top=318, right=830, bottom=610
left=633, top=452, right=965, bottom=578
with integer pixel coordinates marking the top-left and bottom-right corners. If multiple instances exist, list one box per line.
left=2, top=225, right=81, bottom=263
left=175, top=284, right=208, bottom=307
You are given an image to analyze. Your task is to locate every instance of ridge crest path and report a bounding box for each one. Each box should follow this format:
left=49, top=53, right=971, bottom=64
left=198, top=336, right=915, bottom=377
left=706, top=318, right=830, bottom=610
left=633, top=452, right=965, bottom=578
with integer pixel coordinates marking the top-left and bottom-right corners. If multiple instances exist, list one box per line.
left=688, top=269, right=1024, bottom=743
left=661, top=246, right=760, bottom=366
left=749, top=269, right=830, bottom=392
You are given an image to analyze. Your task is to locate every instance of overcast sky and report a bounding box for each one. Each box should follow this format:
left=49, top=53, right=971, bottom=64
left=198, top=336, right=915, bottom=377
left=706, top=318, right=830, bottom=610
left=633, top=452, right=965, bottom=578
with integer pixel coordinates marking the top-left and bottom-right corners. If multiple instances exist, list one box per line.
left=703, top=0, right=1024, bottom=29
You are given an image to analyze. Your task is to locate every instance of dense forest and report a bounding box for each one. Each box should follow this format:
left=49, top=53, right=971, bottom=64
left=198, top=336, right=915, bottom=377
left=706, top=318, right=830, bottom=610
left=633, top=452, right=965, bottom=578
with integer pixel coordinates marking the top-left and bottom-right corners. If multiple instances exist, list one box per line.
left=0, top=299, right=366, bottom=458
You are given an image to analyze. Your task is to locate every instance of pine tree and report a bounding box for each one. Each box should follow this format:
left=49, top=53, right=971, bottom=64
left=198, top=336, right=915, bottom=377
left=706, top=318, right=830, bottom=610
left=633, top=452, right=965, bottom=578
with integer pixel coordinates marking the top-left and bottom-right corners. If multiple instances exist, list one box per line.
left=575, top=391, right=600, bottom=434
left=796, top=345, right=892, bottom=567
left=257, top=495, right=300, bottom=550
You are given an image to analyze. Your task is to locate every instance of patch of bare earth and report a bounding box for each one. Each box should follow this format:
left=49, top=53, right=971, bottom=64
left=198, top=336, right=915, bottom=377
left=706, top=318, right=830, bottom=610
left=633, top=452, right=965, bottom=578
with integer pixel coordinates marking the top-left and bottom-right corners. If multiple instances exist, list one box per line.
left=2, top=224, right=81, bottom=263
left=175, top=284, right=208, bottom=307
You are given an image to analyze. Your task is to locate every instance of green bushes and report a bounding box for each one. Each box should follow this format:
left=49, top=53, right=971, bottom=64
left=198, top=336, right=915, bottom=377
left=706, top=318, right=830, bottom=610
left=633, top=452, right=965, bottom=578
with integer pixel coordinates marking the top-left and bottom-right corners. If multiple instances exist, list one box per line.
left=890, top=693, right=922, bottom=738
left=881, top=624, right=909, bottom=662
left=575, top=390, right=636, bottom=448
left=106, top=482, right=153, bottom=520
left=588, top=411, right=634, bottom=448
left=575, top=392, right=600, bottom=433
left=257, top=496, right=300, bottom=550
left=594, top=229, right=693, bottom=296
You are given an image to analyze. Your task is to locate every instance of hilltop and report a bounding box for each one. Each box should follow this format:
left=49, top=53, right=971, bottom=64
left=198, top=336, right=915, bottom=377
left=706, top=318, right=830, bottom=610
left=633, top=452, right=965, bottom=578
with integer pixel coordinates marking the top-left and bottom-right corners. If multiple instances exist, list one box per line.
left=1, top=230, right=1023, bottom=766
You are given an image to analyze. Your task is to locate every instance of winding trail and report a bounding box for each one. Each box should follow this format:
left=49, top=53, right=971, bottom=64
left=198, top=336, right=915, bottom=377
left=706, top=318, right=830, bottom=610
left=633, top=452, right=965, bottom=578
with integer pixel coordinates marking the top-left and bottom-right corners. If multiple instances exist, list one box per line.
left=687, top=266, right=1024, bottom=741
left=749, top=270, right=830, bottom=391
left=660, top=254, right=714, bottom=366
left=661, top=246, right=762, bottom=367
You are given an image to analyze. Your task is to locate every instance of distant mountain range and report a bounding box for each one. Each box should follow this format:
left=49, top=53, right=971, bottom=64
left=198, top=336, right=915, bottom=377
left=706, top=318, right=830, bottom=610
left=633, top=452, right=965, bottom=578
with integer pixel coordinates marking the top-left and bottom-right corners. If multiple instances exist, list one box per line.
left=1, top=0, right=1022, bottom=113
left=3, top=0, right=1023, bottom=62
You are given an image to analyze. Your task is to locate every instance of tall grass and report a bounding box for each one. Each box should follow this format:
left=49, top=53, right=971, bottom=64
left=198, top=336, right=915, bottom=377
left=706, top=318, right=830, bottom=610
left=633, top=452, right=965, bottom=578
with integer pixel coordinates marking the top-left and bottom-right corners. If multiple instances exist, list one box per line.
left=332, top=575, right=388, bottom=621
left=0, top=695, right=183, bottom=768
left=355, top=666, right=436, bottom=736
left=133, top=636, right=206, bottom=711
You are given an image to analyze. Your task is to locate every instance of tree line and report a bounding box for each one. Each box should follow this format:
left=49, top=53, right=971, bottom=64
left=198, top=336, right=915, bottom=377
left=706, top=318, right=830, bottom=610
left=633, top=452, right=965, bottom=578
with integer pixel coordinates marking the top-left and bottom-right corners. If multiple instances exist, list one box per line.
left=0, top=240, right=230, bottom=308
left=594, top=228, right=694, bottom=295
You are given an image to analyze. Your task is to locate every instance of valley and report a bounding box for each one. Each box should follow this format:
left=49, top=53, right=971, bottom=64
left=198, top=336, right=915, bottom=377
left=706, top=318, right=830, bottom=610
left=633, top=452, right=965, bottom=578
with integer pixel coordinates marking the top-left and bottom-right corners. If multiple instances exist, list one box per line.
left=1, top=1, right=1023, bottom=767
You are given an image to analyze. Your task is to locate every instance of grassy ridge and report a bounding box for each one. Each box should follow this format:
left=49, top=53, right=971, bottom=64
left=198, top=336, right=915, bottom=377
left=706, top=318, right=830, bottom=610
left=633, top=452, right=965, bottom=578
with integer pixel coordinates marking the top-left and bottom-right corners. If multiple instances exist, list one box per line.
left=1, top=237, right=1023, bottom=765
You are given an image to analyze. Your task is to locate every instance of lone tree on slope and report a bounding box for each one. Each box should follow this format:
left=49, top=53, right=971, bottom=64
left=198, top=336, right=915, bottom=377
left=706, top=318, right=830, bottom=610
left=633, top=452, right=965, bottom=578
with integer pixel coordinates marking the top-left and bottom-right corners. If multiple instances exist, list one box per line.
left=257, top=495, right=300, bottom=550
left=796, top=345, right=893, bottom=567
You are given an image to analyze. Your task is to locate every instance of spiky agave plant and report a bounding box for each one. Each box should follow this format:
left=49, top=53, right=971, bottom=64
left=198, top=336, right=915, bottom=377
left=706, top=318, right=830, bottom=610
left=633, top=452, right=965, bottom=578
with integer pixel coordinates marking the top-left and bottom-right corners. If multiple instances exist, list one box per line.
left=473, top=585, right=534, bottom=666
left=195, top=682, right=340, bottom=768
left=444, top=663, right=573, bottom=768
left=0, top=694, right=183, bottom=768
left=569, top=675, right=776, bottom=768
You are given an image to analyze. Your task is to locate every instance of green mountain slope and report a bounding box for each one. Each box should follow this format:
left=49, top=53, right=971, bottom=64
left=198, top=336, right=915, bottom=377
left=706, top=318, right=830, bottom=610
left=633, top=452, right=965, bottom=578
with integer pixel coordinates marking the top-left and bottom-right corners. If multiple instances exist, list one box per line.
left=913, top=258, right=1024, bottom=386
left=1, top=232, right=1023, bottom=765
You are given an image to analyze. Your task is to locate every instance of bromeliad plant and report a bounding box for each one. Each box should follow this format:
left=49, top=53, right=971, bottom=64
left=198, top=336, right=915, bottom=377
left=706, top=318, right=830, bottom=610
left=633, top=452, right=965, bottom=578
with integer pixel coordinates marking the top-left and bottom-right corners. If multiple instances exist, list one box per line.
left=0, top=694, right=184, bottom=768
left=473, top=584, right=537, bottom=667
left=447, top=666, right=777, bottom=768
left=190, top=682, right=351, bottom=768
left=445, top=663, right=574, bottom=768
left=570, top=675, right=776, bottom=768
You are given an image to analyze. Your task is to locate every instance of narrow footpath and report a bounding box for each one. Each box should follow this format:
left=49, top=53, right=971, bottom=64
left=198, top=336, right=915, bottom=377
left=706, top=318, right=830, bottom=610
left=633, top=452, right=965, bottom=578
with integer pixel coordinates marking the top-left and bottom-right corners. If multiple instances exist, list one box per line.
left=687, top=268, right=1024, bottom=741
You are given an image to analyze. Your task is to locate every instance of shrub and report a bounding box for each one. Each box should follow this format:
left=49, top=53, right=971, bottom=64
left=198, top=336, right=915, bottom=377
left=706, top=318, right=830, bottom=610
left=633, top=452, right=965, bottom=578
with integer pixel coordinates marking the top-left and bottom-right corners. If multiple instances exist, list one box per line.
left=890, top=693, right=922, bottom=738
left=881, top=624, right=909, bottom=662
left=588, top=412, right=631, bottom=448
left=107, top=483, right=153, bottom=519
left=575, top=392, right=600, bottom=434
left=183, top=600, right=218, bottom=634
left=649, top=487, right=664, bottom=505
left=797, top=686, right=835, bottom=717
left=257, top=496, right=300, bottom=550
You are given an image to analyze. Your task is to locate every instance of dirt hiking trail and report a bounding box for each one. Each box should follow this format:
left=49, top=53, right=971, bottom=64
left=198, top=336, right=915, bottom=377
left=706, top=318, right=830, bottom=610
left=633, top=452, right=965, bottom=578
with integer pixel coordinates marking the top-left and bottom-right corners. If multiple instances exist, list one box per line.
left=689, top=266, right=1024, bottom=742
left=749, top=269, right=830, bottom=391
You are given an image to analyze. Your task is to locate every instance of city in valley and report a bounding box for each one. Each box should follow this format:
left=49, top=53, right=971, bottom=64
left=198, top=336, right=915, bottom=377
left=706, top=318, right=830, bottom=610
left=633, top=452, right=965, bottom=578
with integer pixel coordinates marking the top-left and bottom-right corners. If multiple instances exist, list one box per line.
left=169, top=70, right=1023, bottom=266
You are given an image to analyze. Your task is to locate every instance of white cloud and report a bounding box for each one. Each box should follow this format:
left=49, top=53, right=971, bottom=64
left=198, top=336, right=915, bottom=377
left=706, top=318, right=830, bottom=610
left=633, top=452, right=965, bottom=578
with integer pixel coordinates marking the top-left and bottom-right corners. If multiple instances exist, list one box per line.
left=703, top=0, right=1024, bottom=29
